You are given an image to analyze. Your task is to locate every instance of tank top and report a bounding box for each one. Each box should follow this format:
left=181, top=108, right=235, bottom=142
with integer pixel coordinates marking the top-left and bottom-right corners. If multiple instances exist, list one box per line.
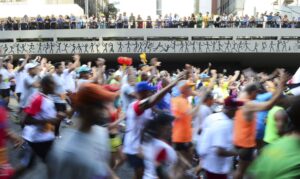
left=233, top=109, right=256, bottom=148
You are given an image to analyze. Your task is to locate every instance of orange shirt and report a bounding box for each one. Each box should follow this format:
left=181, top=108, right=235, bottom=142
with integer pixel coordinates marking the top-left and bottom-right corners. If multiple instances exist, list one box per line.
left=171, top=96, right=192, bottom=143
left=233, top=109, right=256, bottom=148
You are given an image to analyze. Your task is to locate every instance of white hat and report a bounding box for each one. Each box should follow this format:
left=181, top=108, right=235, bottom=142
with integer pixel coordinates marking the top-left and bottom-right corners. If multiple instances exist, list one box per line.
left=25, top=62, right=39, bottom=71
left=19, top=58, right=25, bottom=62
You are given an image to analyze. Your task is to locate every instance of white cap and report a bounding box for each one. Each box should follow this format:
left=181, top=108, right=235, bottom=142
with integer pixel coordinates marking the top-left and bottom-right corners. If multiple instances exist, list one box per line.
left=19, top=58, right=25, bottom=62
left=25, top=62, right=39, bottom=72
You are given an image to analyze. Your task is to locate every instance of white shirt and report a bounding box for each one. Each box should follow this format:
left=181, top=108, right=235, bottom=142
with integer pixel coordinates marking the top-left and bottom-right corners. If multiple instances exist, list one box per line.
left=15, top=70, right=26, bottom=93
left=123, top=101, right=153, bottom=155
left=52, top=72, right=66, bottom=104
left=197, top=112, right=234, bottom=174
left=63, top=69, right=76, bottom=93
left=20, top=74, right=40, bottom=108
left=142, top=139, right=177, bottom=179
left=193, top=104, right=212, bottom=142
left=76, top=79, right=92, bottom=92
left=120, top=83, right=135, bottom=112
left=47, top=126, right=111, bottom=179
left=0, top=68, right=10, bottom=89
left=23, top=93, right=57, bottom=142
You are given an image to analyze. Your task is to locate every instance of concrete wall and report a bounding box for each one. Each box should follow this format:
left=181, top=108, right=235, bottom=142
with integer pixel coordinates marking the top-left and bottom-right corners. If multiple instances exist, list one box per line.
left=0, top=28, right=299, bottom=55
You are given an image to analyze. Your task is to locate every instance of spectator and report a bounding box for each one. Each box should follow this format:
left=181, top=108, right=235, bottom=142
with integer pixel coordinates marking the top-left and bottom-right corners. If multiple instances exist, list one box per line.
left=266, top=12, right=273, bottom=28
left=20, top=15, right=29, bottom=30
left=256, top=14, right=264, bottom=28
left=57, top=15, right=64, bottom=29
left=146, top=16, right=152, bottom=29
left=12, top=17, right=19, bottom=30
left=137, top=15, right=143, bottom=29
left=50, top=15, right=57, bottom=29
left=36, top=15, right=44, bottom=29
left=182, top=16, right=188, bottom=28
left=203, top=12, right=210, bottom=28
left=108, top=15, right=115, bottom=29
left=249, top=16, right=256, bottom=28
left=173, top=13, right=180, bottom=28
left=44, top=16, right=51, bottom=29
left=123, top=12, right=129, bottom=29
left=116, top=13, right=123, bottom=29
left=129, top=13, right=136, bottom=28
left=282, top=14, right=289, bottom=28
left=196, top=13, right=203, bottom=28
left=163, top=14, right=169, bottom=28
left=156, top=15, right=163, bottom=28
left=98, top=15, right=106, bottom=29
left=189, top=13, right=196, bottom=28
left=5, top=17, right=13, bottom=30
left=234, top=15, right=240, bottom=28
left=70, top=14, right=76, bottom=29
left=64, top=15, right=70, bottom=29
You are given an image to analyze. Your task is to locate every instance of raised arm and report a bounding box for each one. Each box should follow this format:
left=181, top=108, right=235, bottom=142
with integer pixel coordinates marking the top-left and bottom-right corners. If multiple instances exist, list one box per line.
left=244, top=70, right=289, bottom=113
left=68, top=54, right=81, bottom=73
left=139, top=72, right=186, bottom=111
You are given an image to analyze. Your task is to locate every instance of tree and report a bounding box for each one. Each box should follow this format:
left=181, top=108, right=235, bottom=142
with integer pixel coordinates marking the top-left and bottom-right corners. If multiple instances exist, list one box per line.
left=103, top=3, right=118, bottom=21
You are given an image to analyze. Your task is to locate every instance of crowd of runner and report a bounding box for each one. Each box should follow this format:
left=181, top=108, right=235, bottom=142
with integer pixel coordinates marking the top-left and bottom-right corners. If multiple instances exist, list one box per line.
left=1, top=11, right=300, bottom=30
left=0, top=53, right=300, bottom=179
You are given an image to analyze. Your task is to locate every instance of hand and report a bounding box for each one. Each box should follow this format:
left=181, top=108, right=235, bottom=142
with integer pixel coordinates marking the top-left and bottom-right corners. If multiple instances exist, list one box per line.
left=278, top=70, right=290, bottom=87
left=73, top=54, right=80, bottom=61
left=234, top=70, right=240, bottom=74
left=155, top=61, right=161, bottom=67
left=24, top=53, right=31, bottom=60
left=175, top=71, right=187, bottom=82
left=87, top=61, right=92, bottom=68
left=208, top=62, right=212, bottom=67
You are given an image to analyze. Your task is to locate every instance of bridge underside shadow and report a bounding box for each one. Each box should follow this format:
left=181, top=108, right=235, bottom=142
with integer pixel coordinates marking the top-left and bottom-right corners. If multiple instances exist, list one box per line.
left=19, top=53, right=300, bottom=72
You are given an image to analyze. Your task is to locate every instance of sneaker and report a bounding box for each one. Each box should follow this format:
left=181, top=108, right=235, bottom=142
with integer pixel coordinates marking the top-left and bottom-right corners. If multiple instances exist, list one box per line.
left=63, top=119, right=73, bottom=125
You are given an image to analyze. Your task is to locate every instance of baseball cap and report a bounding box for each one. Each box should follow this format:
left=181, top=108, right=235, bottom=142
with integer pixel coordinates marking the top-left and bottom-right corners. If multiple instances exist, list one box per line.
left=25, top=62, right=39, bottom=71
left=178, top=80, right=195, bottom=92
left=224, top=96, right=244, bottom=108
left=103, top=84, right=120, bottom=92
left=136, top=82, right=157, bottom=93
left=74, top=83, right=117, bottom=107
left=200, top=73, right=210, bottom=79
left=77, top=65, right=91, bottom=74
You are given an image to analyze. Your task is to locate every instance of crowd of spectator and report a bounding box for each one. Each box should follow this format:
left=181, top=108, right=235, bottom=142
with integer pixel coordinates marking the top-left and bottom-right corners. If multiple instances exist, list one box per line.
left=1, top=11, right=300, bottom=30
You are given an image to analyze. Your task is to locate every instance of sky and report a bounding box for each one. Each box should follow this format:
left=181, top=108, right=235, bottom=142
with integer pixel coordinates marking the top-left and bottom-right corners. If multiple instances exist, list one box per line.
left=115, top=0, right=201, bottom=18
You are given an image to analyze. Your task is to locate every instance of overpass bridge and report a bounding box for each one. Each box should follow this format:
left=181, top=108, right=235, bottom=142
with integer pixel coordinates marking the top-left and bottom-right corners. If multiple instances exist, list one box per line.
left=0, top=28, right=299, bottom=69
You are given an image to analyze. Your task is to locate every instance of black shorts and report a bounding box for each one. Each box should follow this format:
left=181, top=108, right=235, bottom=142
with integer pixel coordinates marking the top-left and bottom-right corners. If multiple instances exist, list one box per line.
left=54, top=103, right=67, bottom=112
left=126, top=154, right=144, bottom=169
left=0, top=89, right=10, bottom=98
left=16, top=93, right=21, bottom=99
left=235, top=146, right=255, bottom=161
left=10, top=85, right=15, bottom=92
left=173, top=142, right=193, bottom=151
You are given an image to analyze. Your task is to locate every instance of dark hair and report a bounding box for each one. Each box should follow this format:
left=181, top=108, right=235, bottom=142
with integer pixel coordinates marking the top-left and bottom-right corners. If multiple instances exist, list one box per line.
left=244, top=83, right=260, bottom=94
left=54, top=62, right=62, bottom=69
left=203, top=92, right=214, bottom=102
left=142, top=113, right=174, bottom=143
left=41, top=75, right=54, bottom=88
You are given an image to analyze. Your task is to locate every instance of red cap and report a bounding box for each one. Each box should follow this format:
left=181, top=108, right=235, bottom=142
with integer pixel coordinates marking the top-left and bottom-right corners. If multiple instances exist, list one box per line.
left=74, top=83, right=117, bottom=107
left=224, top=96, right=244, bottom=108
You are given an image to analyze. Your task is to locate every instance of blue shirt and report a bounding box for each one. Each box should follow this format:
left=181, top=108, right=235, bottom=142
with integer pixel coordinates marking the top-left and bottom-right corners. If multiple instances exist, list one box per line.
left=255, top=92, right=273, bottom=139
left=156, top=93, right=171, bottom=112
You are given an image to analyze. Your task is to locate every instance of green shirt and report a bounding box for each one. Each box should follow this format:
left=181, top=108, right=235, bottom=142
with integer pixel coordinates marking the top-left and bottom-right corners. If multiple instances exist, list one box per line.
left=248, top=136, right=300, bottom=179
left=263, top=106, right=283, bottom=144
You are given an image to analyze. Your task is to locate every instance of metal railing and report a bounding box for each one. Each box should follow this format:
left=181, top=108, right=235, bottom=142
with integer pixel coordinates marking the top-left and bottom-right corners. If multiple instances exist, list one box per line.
left=0, top=20, right=299, bottom=31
